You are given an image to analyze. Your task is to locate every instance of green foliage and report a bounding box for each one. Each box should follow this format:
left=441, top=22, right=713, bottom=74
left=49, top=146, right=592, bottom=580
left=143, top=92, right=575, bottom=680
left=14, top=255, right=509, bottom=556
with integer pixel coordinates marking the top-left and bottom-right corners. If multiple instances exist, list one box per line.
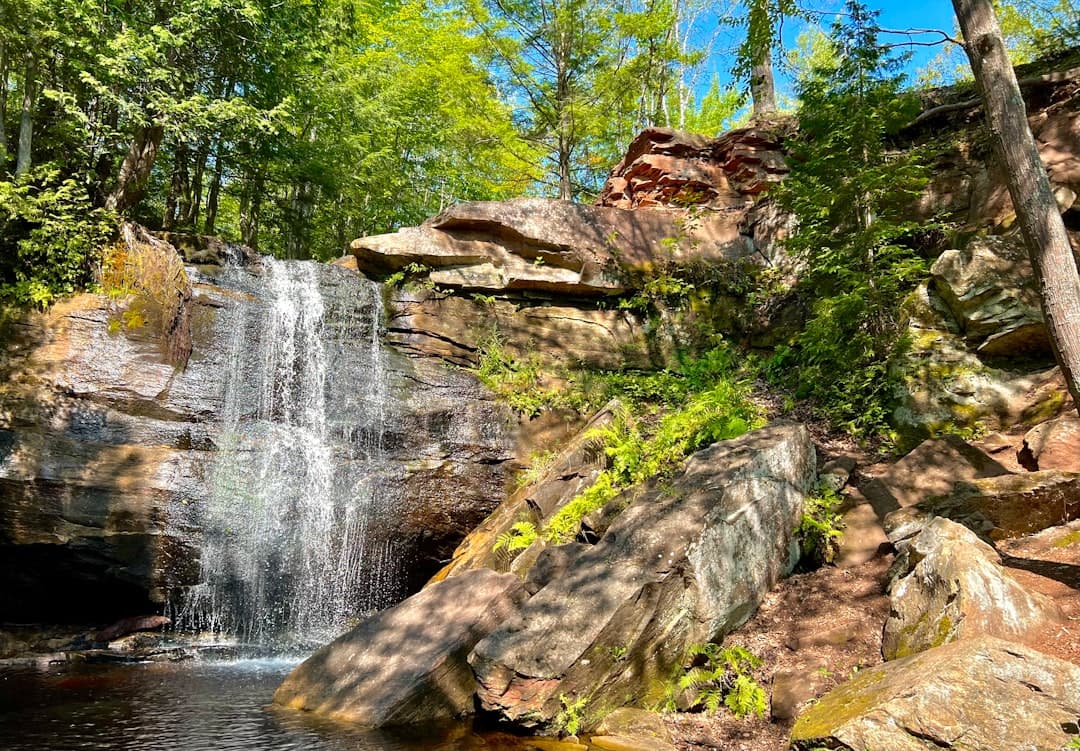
left=493, top=521, right=539, bottom=554
left=554, top=693, right=588, bottom=736
left=545, top=471, right=622, bottom=544
left=679, top=643, right=767, bottom=719
left=0, top=169, right=116, bottom=308
left=541, top=345, right=764, bottom=543
left=798, top=486, right=846, bottom=566
left=995, top=0, right=1080, bottom=63
left=769, top=1, right=940, bottom=438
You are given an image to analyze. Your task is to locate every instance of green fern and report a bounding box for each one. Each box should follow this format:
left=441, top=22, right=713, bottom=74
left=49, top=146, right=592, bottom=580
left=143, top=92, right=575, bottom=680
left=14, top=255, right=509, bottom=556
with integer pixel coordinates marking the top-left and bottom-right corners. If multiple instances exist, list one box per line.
left=492, top=521, right=538, bottom=553
left=554, top=694, right=588, bottom=736
left=678, top=643, right=767, bottom=719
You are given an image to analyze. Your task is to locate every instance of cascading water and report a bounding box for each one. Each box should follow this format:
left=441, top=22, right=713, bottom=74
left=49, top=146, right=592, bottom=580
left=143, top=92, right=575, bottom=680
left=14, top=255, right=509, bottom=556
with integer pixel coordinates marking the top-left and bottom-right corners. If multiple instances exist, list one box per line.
left=172, top=257, right=403, bottom=648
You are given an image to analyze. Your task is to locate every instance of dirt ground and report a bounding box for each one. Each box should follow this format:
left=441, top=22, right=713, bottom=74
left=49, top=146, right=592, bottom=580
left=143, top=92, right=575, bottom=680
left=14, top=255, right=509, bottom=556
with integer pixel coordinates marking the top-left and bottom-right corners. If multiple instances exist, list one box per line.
left=665, top=556, right=893, bottom=751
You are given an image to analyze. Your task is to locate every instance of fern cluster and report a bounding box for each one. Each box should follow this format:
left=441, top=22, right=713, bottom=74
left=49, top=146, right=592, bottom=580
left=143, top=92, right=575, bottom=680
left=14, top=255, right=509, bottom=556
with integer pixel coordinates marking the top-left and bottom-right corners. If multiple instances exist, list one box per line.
left=544, top=366, right=763, bottom=544
left=678, top=643, right=768, bottom=719
left=797, top=486, right=846, bottom=566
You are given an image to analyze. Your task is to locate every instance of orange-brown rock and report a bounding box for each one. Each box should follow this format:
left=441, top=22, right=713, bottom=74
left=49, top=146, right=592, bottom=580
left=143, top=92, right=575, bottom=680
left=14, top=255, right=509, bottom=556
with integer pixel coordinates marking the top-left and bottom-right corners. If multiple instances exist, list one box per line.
left=597, top=126, right=790, bottom=210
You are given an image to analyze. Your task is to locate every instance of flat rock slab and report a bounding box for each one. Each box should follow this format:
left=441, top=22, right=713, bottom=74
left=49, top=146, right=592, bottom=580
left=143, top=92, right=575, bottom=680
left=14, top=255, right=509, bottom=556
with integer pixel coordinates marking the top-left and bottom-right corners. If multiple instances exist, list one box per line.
left=861, top=435, right=1008, bottom=516
left=470, top=423, right=815, bottom=732
left=883, top=517, right=1062, bottom=659
left=790, top=636, right=1080, bottom=751
left=273, top=569, right=526, bottom=726
left=921, top=470, right=1080, bottom=539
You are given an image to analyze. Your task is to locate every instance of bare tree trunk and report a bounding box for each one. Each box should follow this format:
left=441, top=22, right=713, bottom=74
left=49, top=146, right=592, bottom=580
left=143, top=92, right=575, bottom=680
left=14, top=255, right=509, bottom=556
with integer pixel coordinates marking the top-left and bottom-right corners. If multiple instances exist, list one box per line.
left=15, top=51, right=36, bottom=176
left=106, top=123, right=165, bottom=213
left=185, top=143, right=207, bottom=228
left=0, top=41, right=8, bottom=167
left=162, top=142, right=188, bottom=230
left=749, top=42, right=776, bottom=116
left=952, top=0, right=1080, bottom=415
left=240, top=174, right=263, bottom=248
left=204, top=141, right=224, bottom=235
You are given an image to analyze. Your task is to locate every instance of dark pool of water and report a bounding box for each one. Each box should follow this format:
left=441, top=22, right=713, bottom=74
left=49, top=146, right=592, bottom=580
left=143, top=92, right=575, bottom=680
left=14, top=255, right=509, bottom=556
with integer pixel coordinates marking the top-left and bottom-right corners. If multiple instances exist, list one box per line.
left=0, top=658, right=522, bottom=751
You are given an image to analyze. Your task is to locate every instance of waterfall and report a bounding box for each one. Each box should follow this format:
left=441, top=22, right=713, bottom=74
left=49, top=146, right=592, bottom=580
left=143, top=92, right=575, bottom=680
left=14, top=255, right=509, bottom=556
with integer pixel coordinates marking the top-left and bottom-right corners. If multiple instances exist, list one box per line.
left=172, top=257, right=402, bottom=648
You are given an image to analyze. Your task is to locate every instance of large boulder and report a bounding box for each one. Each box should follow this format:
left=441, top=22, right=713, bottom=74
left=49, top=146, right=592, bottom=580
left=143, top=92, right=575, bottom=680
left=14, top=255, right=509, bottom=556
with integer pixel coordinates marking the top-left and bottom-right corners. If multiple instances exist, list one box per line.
left=273, top=569, right=526, bottom=726
left=469, top=423, right=816, bottom=732
left=861, top=435, right=1009, bottom=516
left=882, top=517, right=1061, bottom=659
left=892, top=283, right=1071, bottom=445
left=918, top=470, right=1080, bottom=540
left=790, top=636, right=1080, bottom=751
left=930, top=235, right=1048, bottom=356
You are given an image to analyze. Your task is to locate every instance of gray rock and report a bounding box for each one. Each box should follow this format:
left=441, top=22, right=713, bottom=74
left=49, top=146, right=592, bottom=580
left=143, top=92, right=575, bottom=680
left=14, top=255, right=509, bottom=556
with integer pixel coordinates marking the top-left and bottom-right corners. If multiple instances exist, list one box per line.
left=791, top=636, right=1080, bottom=751
left=931, top=235, right=1049, bottom=356
left=883, top=517, right=1061, bottom=660
left=273, top=569, right=526, bottom=726
left=469, top=423, right=816, bottom=732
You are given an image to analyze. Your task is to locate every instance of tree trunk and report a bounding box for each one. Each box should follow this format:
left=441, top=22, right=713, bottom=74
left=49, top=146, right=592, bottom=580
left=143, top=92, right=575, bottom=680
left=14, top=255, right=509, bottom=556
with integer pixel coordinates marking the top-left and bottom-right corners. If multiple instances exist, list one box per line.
left=750, top=51, right=777, bottom=116
left=163, top=142, right=189, bottom=230
left=240, top=174, right=263, bottom=249
left=107, top=123, right=165, bottom=213
left=952, top=0, right=1080, bottom=416
left=185, top=144, right=207, bottom=228
left=0, top=40, right=8, bottom=167
left=748, top=0, right=777, bottom=117
left=15, top=51, right=36, bottom=176
left=204, top=142, right=224, bottom=235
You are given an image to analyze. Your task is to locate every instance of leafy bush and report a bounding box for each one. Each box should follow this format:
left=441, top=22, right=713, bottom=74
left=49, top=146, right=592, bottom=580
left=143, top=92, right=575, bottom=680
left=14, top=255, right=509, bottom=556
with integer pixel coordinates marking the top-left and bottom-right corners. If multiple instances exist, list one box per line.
left=678, top=643, right=767, bottom=719
left=0, top=169, right=116, bottom=308
left=99, top=227, right=193, bottom=365
left=543, top=350, right=764, bottom=544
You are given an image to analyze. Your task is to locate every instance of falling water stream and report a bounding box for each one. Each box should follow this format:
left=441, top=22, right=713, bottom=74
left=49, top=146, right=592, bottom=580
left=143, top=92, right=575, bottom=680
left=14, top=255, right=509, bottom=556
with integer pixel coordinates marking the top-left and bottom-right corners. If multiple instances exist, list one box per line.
left=0, top=257, right=498, bottom=750
left=172, top=257, right=403, bottom=648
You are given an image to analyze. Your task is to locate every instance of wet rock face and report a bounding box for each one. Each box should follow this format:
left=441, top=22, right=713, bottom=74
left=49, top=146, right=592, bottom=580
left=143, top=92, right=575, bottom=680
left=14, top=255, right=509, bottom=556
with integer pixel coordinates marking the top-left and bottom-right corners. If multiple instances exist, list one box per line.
left=468, top=423, right=816, bottom=733
left=0, top=255, right=518, bottom=625
left=0, top=290, right=236, bottom=622
left=790, top=636, right=1080, bottom=751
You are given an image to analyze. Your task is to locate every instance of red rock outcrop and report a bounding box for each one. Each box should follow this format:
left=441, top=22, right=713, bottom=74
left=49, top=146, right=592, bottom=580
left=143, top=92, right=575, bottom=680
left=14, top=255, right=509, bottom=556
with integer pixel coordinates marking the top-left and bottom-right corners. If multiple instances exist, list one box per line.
left=597, top=125, right=790, bottom=210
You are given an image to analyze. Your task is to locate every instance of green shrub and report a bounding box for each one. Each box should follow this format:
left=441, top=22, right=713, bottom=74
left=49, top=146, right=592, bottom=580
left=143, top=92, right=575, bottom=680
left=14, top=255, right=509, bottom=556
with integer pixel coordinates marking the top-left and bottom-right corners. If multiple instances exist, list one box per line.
left=554, top=694, right=588, bottom=736
left=768, top=1, right=946, bottom=439
left=0, top=168, right=116, bottom=308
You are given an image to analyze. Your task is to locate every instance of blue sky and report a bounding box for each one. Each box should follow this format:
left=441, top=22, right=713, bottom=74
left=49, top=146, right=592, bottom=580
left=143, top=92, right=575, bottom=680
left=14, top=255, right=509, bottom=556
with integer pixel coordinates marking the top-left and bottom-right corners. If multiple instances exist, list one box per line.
left=694, top=0, right=967, bottom=102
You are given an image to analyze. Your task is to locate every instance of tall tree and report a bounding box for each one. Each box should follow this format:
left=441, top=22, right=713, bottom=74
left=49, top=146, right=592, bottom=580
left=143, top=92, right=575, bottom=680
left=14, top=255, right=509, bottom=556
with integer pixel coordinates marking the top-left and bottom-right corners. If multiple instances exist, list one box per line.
left=952, top=0, right=1080, bottom=415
